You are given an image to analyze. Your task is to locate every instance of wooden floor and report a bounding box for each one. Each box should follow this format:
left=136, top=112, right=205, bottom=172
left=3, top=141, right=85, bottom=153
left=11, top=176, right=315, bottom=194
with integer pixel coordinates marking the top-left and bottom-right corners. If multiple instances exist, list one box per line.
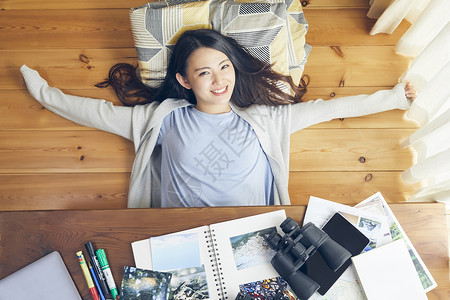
left=0, top=0, right=441, bottom=210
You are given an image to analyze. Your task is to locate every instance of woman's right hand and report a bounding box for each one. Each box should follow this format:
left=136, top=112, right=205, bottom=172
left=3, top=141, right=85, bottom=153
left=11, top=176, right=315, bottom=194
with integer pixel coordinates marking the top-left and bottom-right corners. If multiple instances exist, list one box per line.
left=404, top=82, right=417, bottom=103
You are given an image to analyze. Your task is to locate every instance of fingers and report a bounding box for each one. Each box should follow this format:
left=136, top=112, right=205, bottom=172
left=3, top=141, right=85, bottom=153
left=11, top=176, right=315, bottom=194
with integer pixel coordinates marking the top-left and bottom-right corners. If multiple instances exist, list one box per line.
left=404, top=82, right=417, bottom=102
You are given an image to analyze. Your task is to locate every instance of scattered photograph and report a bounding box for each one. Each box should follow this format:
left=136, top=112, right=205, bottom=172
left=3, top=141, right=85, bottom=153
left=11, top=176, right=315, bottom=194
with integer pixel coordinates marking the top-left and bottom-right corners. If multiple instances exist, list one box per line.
left=151, top=231, right=202, bottom=271
left=168, top=265, right=209, bottom=300
left=119, top=266, right=172, bottom=300
left=230, top=227, right=277, bottom=270
left=340, top=212, right=384, bottom=251
left=239, top=276, right=290, bottom=300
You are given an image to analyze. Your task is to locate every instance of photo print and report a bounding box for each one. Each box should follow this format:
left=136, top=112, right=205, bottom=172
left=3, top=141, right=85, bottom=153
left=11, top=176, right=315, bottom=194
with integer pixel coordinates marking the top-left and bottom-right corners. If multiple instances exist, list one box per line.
left=358, top=217, right=382, bottom=250
left=168, top=265, right=209, bottom=300
left=151, top=231, right=202, bottom=271
left=119, top=266, right=172, bottom=300
left=239, top=276, right=289, bottom=300
left=230, top=227, right=277, bottom=270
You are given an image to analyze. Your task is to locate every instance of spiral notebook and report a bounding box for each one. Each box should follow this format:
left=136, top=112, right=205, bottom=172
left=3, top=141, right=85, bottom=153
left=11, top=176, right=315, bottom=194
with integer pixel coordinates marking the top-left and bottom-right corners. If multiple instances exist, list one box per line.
left=131, top=210, right=287, bottom=300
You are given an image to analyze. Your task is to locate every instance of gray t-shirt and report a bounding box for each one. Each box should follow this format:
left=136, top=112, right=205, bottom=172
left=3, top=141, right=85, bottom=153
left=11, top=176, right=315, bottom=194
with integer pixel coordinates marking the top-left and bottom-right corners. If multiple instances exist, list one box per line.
left=157, top=106, right=274, bottom=207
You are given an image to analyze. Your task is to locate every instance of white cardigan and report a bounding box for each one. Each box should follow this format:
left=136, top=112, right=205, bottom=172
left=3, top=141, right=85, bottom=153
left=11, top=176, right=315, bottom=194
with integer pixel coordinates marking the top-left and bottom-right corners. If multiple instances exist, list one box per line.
left=20, top=65, right=411, bottom=208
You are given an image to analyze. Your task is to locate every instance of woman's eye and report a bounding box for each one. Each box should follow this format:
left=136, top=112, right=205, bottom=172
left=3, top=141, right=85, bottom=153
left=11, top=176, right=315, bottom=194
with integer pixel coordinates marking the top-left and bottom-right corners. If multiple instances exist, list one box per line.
left=221, top=64, right=229, bottom=70
left=199, top=71, right=209, bottom=76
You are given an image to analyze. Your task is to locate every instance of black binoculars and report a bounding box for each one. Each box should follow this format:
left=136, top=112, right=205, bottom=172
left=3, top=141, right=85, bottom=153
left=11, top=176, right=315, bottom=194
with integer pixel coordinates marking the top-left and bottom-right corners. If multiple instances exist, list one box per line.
left=265, top=218, right=351, bottom=300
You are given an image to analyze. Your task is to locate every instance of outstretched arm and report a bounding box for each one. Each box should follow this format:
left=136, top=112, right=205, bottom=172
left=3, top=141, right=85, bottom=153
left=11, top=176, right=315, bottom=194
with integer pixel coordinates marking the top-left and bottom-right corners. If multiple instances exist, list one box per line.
left=290, top=82, right=416, bottom=134
left=20, top=65, right=134, bottom=141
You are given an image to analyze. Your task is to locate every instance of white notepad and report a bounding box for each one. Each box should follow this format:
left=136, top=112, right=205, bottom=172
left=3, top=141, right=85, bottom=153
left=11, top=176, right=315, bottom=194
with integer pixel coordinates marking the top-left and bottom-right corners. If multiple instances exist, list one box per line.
left=0, top=251, right=81, bottom=300
left=351, top=239, right=428, bottom=300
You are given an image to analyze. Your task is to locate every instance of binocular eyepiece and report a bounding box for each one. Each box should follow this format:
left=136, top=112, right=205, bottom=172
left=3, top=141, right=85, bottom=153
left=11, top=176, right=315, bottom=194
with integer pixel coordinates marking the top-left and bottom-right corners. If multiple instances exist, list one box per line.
left=266, top=218, right=351, bottom=300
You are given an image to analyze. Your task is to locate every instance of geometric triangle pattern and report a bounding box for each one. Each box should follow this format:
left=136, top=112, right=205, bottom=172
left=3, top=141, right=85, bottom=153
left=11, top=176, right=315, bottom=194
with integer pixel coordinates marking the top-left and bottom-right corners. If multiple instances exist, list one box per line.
left=129, top=0, right=309, bottom=89
left=130, top=1, right=212, bottom=87
left=214, top=0, right=288, bottom=76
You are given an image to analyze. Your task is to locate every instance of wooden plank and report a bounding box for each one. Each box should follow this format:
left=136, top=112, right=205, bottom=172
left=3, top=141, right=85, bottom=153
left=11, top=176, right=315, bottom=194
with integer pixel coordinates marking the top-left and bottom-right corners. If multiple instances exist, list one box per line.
left=0, top=173, right=129, bottom=210
left=1, top=0, right=150, bottom=10
left=1, top=0, right=370, bottom=10
left=304, top=0, right=370, bottom=9
left=0, top=129, right=415, bottom=173
left=288, top=171, right=422, bottom=206
left=303, top=9, right=411, bottom=46
left=0, top=8, right=408, bottom=49
left=0, top=131, right=135, bottom=173
left=303, top=45, right=412, bottom=87
left=0, top=89, right=121, bottom=130
left=289, top=128, right=416, bottom=171
left=0, top=49, right=137, bottom=90
left=0, top=170, right=421, bottom=211
left=0, top=88, right=418, bottom=130
left=0, top=9, right=134, bottom=50
left=0, top=46, right=411, bottom=89
left=305, top=86, right=387, bottom=100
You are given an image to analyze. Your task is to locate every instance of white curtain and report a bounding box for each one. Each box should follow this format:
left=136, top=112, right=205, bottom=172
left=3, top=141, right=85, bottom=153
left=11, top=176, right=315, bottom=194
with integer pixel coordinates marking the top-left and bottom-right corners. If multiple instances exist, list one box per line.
left=368, top=0, right=450, bottom=203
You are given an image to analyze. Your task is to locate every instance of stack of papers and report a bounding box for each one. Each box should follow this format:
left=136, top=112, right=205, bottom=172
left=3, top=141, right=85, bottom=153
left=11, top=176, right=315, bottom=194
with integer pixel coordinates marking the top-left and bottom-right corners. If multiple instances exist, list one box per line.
left=304, top=192, right=437, bottom=299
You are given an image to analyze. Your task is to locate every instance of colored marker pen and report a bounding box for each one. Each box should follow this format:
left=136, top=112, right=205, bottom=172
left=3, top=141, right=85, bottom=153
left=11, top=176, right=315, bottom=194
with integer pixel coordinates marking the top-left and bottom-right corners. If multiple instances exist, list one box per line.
left=88, top=261, right=105, bottom=300
left=85, top=241, right=110, bottom=297
left=76, top=251, right=100, bottom=300
left=96, top=249, right=118, bottom=299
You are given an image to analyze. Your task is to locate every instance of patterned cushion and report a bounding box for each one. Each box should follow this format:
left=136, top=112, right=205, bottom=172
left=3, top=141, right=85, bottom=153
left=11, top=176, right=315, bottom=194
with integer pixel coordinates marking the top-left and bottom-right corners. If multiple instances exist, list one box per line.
left=129, top=0, right=212, bottom=87
left=210, top=0, right=289, bottom=77
left=129, top=0, right=309, bottom=88
left=285, top=0, right=310, bottom=85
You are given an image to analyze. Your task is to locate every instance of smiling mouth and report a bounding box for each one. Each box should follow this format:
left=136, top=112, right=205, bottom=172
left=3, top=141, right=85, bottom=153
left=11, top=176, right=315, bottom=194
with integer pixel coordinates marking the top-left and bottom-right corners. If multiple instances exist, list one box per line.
left=212, top=86, right=227, bottom=94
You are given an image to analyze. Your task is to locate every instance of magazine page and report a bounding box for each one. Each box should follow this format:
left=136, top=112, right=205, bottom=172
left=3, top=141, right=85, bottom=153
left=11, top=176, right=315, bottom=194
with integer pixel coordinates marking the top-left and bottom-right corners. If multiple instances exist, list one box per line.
left=208, top=210, right=287, bottom=299
left=132, top=225, right=219, bottom=299
left=355, top=192, right=438, bottom=293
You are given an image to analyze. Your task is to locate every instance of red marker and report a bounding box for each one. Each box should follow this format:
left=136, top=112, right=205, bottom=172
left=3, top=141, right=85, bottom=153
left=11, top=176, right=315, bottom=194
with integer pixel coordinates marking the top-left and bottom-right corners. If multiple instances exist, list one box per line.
left=77, top=251, right=100, bottom=300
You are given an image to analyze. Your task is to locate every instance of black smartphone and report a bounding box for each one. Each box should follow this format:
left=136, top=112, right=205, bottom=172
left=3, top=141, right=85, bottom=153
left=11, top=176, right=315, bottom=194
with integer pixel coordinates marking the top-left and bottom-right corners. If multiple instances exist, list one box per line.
left=299, top=212, right=370, bottom=295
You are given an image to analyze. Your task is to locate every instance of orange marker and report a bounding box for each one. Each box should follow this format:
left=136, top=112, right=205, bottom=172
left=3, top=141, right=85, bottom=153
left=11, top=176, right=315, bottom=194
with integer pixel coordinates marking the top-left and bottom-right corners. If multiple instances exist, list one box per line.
left=77, top=251, right=100, bottom=300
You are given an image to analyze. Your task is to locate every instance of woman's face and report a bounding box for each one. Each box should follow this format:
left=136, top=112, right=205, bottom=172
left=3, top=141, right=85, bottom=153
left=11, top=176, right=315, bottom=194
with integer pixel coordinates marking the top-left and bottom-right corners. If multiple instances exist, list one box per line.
left=176, top=47, right=236, bottom=114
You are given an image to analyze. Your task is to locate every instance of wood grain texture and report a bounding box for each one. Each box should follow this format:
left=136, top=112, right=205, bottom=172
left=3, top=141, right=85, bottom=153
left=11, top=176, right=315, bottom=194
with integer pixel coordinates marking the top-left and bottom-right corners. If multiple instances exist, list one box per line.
left=288, top=171, right=422, bottom=205
left=0, top=0, right=426, bottom=215
left=0, top=129, right=414, bottom=173
left=0, top=89, right=419, bottom=130
left=0, top=204, right=447, bottom=299
left=0, top=46, right=411, bottom=89
left=0, top=130, right=134, bottom=173
left=0, top=8, right=409, bottom=49
left=0, top=0, right=150, bottom=10
left=289, top=129, right=416, bottom=171
left=0, top=49, right=137, bottom=90
left=0, top=171, right=422, bottom=211
left=303, top=9, right=411, bottom=46
left=0, top=9, right=134, bottom=50
left=0, top=89, right=120, bottom=130
left=0, top=173, right=129, bottom=210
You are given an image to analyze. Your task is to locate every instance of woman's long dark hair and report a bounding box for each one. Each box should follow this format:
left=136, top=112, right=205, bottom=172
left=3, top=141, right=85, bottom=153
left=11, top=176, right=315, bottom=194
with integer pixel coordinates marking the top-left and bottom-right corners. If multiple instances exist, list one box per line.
left=96, top=29, right=309, bottom=107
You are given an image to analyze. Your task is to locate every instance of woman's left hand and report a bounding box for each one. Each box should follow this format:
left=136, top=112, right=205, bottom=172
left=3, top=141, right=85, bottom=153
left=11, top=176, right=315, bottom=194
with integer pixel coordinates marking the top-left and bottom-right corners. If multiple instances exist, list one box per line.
left=405, top=82, right=417, bottom=103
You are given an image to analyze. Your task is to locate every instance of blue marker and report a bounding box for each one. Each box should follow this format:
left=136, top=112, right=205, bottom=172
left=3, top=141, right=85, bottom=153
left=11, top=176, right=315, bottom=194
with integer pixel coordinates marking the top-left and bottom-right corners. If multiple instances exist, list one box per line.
left=88, top=261, right=105, bottom=300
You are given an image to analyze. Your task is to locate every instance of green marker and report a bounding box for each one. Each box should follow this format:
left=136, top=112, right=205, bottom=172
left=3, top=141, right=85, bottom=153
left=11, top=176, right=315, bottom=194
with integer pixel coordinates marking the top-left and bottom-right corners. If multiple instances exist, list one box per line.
left=96, top=249, right=118, bottom=299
